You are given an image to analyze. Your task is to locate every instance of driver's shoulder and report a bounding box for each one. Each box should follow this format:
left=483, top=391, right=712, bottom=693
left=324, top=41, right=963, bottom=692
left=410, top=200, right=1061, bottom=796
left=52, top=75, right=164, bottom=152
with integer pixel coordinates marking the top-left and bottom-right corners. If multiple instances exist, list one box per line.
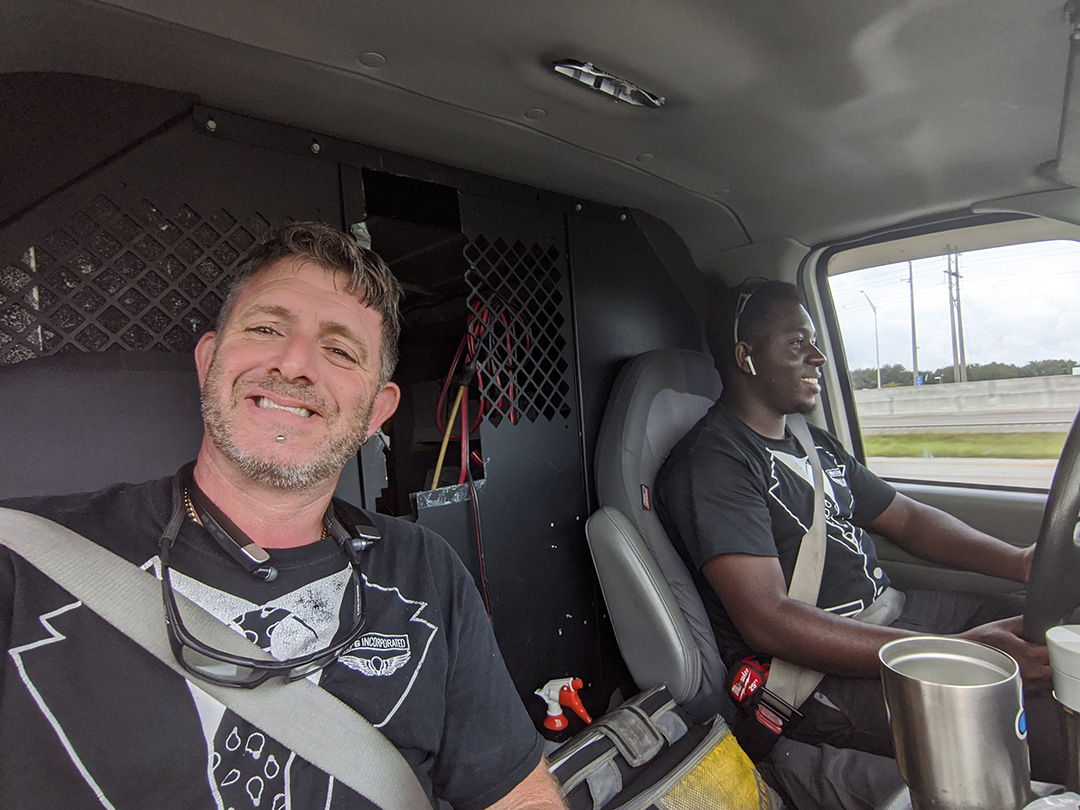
left=1, top=476, right=170, bottom=561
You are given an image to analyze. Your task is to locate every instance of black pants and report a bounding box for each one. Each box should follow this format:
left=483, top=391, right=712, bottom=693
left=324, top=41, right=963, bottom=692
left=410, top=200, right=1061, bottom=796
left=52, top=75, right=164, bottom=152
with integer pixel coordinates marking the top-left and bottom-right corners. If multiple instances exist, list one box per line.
left=789, top=589, right=1067, bottom=784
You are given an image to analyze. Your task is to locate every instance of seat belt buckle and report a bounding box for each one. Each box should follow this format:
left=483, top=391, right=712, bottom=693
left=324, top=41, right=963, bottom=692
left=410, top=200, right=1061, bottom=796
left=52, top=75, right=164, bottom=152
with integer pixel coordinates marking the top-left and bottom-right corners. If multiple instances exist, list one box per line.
left=753, top=703, right=785, bottom=735
left=733, top=682, right=803, bottom=762
left=755, top=687, right=803, bottom=733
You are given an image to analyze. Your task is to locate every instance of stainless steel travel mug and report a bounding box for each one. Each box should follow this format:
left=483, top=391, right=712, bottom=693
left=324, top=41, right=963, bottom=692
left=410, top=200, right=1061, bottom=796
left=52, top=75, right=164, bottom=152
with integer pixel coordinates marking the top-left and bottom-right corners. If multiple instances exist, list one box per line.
left=880, top=636, right=1031, bottom=810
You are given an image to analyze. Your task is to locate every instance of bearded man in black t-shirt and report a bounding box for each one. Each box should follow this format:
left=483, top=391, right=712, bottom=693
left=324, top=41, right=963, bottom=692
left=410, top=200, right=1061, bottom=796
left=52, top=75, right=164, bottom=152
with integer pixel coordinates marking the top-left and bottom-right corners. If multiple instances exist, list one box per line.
left=655, top=280, right=1065, bottom=791
left=0, top=223, right=563, bottom=810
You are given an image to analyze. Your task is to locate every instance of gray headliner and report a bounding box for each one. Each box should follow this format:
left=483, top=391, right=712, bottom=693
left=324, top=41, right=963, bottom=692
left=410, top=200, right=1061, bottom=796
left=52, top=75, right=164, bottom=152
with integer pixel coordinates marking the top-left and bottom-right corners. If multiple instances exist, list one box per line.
left=0, top=0, right=1071, bottom=264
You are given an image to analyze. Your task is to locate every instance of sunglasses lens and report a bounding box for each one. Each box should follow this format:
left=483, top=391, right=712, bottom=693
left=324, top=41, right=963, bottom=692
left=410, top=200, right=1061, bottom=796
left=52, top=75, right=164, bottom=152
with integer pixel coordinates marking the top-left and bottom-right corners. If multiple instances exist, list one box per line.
left=179, top=646, right=263, bottom=686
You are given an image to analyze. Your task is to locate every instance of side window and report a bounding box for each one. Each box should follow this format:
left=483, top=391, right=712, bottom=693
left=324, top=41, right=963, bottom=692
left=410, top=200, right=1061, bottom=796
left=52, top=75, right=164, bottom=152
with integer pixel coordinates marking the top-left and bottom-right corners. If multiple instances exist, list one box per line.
left=827, top=239, right=1080, bottom=489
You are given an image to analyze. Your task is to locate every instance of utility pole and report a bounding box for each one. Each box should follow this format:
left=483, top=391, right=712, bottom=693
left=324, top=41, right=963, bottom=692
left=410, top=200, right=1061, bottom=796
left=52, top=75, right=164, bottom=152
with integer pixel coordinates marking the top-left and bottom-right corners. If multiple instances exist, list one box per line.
left=907, top=261, right=918, bottom=386
left=946, top=249, right=968, bottom=383
left=860, top=290, right=881, bottom=388
left=954, top=254, right=967, bottom=381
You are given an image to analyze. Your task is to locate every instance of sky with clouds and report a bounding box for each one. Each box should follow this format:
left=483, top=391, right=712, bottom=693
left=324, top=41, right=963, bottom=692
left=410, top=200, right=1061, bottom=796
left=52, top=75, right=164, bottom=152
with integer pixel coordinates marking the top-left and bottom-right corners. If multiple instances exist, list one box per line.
left=828, top=240, right=1080, bottom=374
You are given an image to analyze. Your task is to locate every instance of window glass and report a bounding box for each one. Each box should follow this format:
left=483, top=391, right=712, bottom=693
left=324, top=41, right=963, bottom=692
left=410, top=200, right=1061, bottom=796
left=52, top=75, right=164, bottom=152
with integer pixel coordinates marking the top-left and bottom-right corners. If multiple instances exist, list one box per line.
left=828, top=240, right=1080, bottom=488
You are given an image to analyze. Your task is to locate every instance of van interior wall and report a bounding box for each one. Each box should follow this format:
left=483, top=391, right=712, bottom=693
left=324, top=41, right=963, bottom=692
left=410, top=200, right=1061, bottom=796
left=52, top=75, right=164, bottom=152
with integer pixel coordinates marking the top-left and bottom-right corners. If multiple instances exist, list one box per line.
left=570, top=208, right=707, bottom=507
left=1, top=72, right=710, bottom=725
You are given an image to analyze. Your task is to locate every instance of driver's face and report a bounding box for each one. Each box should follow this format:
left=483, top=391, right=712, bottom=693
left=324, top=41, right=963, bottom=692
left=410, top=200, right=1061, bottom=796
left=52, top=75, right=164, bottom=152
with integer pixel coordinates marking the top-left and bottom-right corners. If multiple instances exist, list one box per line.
left=746, top=299, right=827, bottom=417
left=195, top=258, right=399, bottom=490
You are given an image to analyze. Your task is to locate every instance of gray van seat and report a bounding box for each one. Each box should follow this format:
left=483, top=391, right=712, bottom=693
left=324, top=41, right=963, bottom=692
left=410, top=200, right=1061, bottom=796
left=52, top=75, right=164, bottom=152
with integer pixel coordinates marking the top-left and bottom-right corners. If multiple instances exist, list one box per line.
left=585, top=349, right=910, bottom=810
left=586, top=347, right=733, bottom=722
left=0, top=352, right=204, bottom=500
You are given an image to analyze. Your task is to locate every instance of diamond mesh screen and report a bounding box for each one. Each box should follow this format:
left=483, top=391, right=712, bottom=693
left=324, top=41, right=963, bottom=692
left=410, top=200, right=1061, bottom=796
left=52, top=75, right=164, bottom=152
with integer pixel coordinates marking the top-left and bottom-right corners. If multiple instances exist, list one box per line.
left=463, top=235, right=572, bottom=427
left=0, top=194, right=270, bottom=365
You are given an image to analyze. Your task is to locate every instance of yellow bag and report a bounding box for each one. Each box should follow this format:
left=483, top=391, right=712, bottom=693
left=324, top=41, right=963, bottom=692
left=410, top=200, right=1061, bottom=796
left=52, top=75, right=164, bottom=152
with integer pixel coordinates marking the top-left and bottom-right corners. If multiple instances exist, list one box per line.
left=549, top=685, right=777, bottom=810
left=652, top=731, right=773, bottom=810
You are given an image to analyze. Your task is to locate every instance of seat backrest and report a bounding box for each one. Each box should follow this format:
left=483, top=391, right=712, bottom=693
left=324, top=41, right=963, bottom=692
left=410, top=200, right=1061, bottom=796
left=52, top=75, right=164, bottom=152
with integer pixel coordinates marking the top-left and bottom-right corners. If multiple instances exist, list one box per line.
left=586, top=348, right=733, bottom=721
left=0, top=350, right=366, bottom=505
left=0, top=352, right=204, bottom=500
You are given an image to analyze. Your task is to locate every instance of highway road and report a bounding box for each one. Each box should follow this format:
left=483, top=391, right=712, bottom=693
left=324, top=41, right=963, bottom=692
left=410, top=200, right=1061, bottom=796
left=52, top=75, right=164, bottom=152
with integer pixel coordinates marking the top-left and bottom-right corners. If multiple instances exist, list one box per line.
left=867, top=457, right=1057, bottom=489
left=862, top=408, right=1076, bottom=433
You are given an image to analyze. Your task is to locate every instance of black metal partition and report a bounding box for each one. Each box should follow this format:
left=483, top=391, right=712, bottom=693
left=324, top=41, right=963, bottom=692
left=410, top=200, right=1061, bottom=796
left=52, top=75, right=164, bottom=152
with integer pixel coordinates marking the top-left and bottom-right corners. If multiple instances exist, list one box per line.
left=456, top=192, right=605, bottom=714
left=0, top=122, right=340, bottom=364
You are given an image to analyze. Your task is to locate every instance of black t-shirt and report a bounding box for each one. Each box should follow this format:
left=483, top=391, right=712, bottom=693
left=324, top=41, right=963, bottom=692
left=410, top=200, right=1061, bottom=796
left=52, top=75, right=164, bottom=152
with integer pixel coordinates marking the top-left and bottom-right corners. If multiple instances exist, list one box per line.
left=655, top=402, right=897, bottom=670
left=0, top=475, right=543, bottom=810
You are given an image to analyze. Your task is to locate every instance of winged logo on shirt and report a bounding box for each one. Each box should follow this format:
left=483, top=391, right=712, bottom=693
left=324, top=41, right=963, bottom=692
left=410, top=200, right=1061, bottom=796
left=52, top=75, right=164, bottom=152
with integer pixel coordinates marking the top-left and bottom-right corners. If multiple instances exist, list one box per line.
left=339, top=632, right=412, bottom=677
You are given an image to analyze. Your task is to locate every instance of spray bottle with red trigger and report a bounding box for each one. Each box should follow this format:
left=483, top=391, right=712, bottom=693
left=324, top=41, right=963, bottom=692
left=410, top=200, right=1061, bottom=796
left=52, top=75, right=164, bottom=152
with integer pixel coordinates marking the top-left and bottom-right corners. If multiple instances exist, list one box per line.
left=534, top=678, right=593, bottom=744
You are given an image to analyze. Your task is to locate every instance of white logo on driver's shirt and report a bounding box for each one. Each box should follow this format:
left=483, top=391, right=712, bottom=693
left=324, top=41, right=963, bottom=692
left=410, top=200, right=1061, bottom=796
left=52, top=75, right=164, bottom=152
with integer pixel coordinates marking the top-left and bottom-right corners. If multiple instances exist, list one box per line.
left=340, top=632, right=412, bottom=677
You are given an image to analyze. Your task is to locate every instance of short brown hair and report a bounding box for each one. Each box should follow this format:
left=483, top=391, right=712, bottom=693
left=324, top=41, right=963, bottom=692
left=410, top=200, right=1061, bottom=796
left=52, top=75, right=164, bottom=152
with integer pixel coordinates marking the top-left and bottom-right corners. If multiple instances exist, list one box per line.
left=216, top=222, right=402, bottom=384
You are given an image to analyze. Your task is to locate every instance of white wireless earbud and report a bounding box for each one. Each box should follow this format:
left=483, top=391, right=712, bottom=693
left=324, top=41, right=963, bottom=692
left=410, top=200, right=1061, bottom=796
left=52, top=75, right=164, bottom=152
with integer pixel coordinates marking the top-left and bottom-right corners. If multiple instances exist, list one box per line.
left=746, top=357, right=758, bottom=376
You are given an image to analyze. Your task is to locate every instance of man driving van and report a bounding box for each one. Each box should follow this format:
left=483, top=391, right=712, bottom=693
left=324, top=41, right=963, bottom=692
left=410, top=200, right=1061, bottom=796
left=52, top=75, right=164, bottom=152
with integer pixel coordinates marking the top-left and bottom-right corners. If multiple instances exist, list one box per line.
left=0, top=222, right=565, bottom=809
left=655, top=280, right=1065, bottom=790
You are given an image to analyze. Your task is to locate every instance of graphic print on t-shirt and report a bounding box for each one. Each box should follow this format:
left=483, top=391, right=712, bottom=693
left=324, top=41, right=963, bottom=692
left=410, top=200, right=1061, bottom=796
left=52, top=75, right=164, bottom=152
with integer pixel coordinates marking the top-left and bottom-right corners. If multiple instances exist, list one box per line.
left=338, top=576, right=439, bottom=728
left=167, top=564, right=352, bottom=661
left=768, top=448, right=838, bottom=532
left=184, top=679, right=296, bottom=810
left=216, top=725, right=288, bottom=809
left=12, top=557, right=440, bottom=809
left=767, top=443, right=881, bottom=615
left=172, top=564, right=440, bottom=801
left=210, top=714, right=293, bottom=810
left=165, top=564, right=354, bottom=808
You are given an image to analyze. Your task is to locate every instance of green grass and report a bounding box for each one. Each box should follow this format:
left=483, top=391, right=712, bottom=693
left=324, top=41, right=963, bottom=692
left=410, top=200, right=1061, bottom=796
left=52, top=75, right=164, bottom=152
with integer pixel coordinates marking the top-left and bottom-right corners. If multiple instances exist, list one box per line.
left=862, top=432, right=1068, bottom=459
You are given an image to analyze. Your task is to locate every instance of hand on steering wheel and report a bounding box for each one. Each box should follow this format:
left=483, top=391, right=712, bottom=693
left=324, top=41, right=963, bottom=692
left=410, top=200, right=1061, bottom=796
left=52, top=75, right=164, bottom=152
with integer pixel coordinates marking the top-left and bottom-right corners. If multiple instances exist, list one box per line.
left=962, top=616, right=1051, bottom=685
left=1022, top=406, right=1080, bottom=644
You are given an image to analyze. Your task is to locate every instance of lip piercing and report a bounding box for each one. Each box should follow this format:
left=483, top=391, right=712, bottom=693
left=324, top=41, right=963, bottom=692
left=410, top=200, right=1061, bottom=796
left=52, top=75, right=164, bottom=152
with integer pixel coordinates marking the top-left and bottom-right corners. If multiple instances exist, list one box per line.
left=276, top=435, right=285, bottom=442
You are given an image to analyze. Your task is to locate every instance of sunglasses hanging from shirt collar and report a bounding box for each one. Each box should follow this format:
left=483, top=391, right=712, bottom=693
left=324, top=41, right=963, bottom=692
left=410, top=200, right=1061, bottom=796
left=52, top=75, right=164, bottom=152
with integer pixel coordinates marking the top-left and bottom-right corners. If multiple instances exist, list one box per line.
left=157, top=462, right=379, bottom=688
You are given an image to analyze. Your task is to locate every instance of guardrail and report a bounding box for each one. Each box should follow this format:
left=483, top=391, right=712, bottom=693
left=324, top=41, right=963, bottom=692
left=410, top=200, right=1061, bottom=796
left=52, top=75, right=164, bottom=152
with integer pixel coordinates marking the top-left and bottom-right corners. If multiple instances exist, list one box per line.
left=854, top=375, right=1080, bottom=434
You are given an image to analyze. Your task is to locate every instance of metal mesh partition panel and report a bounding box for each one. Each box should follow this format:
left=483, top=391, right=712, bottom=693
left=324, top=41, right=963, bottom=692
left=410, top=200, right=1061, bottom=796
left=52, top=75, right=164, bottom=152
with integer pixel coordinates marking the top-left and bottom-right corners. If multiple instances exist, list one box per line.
left=458, top=192, right=612, bottom=720
left=464, top=236, right=573, bottom=427
left=0, top=121, right=340, bottom=365
left=0, top=194, right=270, bottom=364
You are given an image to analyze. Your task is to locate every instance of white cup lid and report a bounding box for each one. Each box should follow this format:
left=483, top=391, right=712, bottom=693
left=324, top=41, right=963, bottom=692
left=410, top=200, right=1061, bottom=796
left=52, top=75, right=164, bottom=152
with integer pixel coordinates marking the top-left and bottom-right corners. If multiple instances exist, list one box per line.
left=1047, top=625, right=1080, bottom=711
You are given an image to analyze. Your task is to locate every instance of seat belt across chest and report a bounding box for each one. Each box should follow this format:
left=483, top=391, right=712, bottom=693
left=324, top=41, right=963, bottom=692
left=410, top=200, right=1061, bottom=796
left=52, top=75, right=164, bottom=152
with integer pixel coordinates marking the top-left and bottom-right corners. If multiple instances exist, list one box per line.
left=757, top=414, right=828, bottom=725
left=751, top=416, right=905, bottom=735
left=0, top=507, right=431, bottom=810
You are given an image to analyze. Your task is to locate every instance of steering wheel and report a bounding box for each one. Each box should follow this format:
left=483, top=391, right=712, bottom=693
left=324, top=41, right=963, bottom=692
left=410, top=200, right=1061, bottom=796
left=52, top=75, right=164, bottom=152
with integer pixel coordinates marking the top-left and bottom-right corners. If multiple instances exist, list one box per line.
left=1023, top=405, right=1080, bottom=643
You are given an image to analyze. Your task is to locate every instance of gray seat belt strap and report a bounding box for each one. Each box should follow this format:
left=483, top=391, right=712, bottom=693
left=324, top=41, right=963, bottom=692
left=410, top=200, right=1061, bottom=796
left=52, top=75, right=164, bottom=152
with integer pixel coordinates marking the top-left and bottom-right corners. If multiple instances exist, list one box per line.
left=0, top=507, right=431, bottom=810
left=762, top=417, right=906, bottom=713
left=781, top=415, right=827, bottom=607
left=764, top=414, right=827, bottom=712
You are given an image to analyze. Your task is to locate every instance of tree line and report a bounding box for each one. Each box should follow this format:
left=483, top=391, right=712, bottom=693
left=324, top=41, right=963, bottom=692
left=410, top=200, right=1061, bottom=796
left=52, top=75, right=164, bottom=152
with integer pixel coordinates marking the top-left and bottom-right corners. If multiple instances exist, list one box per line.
left=849, top=359, right=1077, bottom=389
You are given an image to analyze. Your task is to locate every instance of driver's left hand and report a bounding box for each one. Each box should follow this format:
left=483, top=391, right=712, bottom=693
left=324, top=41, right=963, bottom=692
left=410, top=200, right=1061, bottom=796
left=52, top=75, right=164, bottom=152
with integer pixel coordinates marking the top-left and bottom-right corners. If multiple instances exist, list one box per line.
left=960, top=615, right=1052, bottom=688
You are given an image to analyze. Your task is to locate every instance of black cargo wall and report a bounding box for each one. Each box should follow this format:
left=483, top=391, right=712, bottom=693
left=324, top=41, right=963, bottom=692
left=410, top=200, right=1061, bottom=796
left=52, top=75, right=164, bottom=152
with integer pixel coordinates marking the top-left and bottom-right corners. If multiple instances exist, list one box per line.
left=568, top=207, right=706, bottom=510
left=457, top=192, right=622, bottom=722
left=0, top=96, right=346, bottom=497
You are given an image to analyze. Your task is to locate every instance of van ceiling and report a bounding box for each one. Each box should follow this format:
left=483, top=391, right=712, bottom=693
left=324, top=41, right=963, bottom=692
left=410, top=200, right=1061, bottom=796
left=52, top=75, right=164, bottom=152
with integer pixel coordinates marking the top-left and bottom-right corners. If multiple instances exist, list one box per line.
left=0, top=0, right=1071, bottom=265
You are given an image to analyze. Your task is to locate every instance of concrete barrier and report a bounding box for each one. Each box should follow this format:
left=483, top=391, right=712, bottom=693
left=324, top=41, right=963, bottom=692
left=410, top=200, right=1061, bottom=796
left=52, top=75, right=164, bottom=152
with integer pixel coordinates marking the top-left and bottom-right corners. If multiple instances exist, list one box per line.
left=854, top=375, right=1080, bottom=434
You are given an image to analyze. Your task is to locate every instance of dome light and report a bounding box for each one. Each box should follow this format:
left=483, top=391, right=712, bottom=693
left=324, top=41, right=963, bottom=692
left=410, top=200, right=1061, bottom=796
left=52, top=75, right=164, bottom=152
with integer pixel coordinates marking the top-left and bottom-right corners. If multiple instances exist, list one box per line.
left=552, top=60, right=664, bottom=109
